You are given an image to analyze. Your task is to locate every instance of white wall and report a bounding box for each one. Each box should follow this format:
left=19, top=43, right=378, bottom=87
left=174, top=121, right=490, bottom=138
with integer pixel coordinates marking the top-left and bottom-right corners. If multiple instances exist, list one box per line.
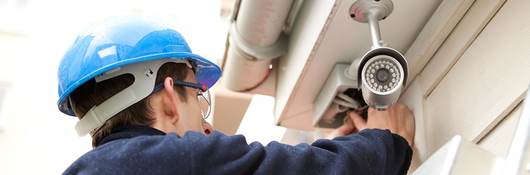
left=402, top=0, right=530, bottom=168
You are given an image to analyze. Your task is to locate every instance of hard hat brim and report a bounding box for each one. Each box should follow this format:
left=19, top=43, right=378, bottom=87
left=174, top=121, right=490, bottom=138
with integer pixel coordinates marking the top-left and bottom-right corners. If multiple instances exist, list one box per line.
left=57, top=52, right=221, bottom=116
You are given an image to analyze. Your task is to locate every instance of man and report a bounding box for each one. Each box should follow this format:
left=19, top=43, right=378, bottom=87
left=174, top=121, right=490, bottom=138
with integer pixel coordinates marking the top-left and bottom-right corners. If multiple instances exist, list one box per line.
left=58, top=17, right=414, bottom=175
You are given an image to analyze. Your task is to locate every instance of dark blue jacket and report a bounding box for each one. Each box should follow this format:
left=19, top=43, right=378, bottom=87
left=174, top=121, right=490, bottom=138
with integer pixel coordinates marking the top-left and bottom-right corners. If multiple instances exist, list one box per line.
left=63, top=126, right=412, bottom=175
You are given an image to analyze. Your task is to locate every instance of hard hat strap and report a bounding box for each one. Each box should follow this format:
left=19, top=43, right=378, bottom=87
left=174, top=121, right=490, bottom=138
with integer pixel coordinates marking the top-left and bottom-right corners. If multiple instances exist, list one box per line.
left=75, top=59, right=190, bottom=136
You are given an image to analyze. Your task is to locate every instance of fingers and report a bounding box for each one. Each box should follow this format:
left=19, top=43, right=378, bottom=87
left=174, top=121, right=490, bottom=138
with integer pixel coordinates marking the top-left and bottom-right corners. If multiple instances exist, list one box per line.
left=326, top=119, right=355, bottom=139
left=349, top=111, right=367, bottom=131
left=402, top=106, right=415, bottom=147
left=336, top=121, right=355, bottom=134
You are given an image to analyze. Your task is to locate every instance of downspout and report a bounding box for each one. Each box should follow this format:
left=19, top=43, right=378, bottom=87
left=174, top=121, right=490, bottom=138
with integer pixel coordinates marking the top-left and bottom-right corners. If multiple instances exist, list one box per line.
left=223, top=0, right=297, bottom=91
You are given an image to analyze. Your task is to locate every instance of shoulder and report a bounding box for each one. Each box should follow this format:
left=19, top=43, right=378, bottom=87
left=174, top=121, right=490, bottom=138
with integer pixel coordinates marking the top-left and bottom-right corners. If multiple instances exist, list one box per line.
left=63, top=134, right=188, bottom=175
left=63, top=131, right=258, bottom=174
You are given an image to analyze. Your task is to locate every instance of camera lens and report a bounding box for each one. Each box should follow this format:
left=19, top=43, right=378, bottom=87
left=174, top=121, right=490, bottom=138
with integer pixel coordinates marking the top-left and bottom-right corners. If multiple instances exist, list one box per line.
left=357, top=48, right=408, bottom=110
left=376, top=68, right=390, bottom=82
left=363, top=55, right=401, bottom=93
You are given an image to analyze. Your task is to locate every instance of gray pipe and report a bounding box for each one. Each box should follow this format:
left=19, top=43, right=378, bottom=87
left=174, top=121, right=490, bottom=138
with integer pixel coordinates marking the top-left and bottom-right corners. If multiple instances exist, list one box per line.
left=224, top=0, right=294, bottom=92
left=236, top=0, right=294, bottom=47
left=224, top=44, right=272, bottom=91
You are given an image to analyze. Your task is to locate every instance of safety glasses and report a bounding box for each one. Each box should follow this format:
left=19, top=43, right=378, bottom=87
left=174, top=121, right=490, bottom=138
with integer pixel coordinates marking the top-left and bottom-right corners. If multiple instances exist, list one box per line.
left=153, top=80, right=211, bottom=119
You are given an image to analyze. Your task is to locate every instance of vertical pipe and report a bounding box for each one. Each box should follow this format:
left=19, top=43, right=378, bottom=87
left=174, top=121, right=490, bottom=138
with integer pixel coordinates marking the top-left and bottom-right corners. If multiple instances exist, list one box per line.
left=224, top=0, right=294, bottom=92
left=236, top=0, right=294, bottom=47
left=224, top=44, right=272, bottom=91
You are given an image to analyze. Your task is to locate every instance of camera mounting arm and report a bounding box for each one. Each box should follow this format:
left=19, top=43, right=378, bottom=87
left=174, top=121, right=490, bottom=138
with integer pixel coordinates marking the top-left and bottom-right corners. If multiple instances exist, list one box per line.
left=345, top=0, right=394, bottom=80
left=349, top=0, right=394, bottom=48
left=312, top=0, right=407, bottom=127
left=345, top=0, right=407, bottom=110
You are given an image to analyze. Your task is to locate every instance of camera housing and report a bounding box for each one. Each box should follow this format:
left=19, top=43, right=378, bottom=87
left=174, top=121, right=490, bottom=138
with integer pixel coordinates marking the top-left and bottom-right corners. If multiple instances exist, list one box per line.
left=313, top=0, right=408, bottom=128
left=356, top=47, right=408, bottom=110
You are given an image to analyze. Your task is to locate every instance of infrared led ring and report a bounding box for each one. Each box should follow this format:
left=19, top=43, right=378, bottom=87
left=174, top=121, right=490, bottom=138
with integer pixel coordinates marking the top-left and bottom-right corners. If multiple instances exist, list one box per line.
left=362, top=55, right=403, bottom=93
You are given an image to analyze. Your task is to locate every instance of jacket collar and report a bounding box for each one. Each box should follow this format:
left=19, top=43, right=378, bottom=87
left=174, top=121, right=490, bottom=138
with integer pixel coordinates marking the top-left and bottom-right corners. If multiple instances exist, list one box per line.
left=95, top=125, right=166, bottom=147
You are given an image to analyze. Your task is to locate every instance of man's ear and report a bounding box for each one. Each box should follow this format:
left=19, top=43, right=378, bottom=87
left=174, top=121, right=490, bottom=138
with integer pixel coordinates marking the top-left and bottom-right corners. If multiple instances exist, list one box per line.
left=161, top=77, right=180, bottom=124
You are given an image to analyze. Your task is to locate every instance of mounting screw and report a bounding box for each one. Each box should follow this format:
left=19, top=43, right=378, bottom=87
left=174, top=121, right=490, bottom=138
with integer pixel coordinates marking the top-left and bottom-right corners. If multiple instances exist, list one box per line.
left=145, top=69, right=154, bottom=77
left=350, top=0, right=394, bottom=23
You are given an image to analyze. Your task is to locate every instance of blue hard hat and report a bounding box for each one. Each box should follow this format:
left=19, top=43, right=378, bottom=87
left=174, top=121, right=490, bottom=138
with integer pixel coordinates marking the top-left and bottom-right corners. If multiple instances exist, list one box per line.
left=57, top=17, right=222, bottom=116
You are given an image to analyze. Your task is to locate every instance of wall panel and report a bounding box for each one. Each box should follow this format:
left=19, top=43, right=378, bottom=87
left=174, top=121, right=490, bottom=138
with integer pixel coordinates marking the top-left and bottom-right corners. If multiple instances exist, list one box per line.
left=424, top=0, right=530, bottom=154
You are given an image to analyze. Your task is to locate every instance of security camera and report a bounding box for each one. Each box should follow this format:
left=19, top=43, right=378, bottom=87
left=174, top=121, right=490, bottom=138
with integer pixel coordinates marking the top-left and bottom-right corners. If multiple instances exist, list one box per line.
left=313, top=0, right=407, bottom=128
left=348, top=0, right=407, bottom=110
left=356, top=47, right=407, bottom=110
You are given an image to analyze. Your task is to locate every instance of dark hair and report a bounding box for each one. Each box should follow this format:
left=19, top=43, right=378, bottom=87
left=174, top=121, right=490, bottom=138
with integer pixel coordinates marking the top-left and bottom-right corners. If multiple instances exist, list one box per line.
left=70, top=62, right=190, bottom=147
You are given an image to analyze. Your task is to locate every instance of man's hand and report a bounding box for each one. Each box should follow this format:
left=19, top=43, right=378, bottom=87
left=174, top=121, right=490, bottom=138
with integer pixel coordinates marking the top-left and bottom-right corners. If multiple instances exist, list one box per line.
left=327, top=103, right=415, bottom=146
left=326, top=113, right=359, bottom=139
left=351, top=103, right=415, bottom=146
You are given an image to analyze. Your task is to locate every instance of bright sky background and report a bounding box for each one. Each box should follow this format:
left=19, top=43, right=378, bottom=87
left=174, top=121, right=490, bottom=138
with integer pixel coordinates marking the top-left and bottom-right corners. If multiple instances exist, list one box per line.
left=0, top=0, right=230, bottom=174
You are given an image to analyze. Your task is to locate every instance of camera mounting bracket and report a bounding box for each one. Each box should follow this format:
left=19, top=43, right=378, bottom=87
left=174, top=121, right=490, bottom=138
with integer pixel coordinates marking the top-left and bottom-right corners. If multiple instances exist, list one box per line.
left=349, top=0, right=393, bottom=48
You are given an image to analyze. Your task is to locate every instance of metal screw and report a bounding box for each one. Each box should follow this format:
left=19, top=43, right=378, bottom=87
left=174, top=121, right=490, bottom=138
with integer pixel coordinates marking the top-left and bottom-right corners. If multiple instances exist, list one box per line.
left=145, top=69, right=154, bottom=77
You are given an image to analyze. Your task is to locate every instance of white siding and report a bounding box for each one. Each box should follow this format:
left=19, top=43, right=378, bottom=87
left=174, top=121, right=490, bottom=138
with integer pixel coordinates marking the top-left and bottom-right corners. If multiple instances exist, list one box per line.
left=478, top=101, right=523, bottom=157
left=406, top=0, right=530, bottom=162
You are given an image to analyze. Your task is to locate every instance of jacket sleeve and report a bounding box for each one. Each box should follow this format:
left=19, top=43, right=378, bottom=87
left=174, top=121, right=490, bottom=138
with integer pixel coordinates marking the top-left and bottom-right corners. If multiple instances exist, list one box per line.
left=184, top=129, right=412, bottom=175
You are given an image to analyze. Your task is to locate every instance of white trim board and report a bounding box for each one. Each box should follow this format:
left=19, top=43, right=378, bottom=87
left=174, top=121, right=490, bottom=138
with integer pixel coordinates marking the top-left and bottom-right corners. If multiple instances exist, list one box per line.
left=478, top=100, right=524, bottom=157
left=405, top=0, right=475, bottom=87
left=400, top=0, right=508, bottom=160
left=420, top=0, right=507, bottom=97
left=423, top=0, right=530, bottom=155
